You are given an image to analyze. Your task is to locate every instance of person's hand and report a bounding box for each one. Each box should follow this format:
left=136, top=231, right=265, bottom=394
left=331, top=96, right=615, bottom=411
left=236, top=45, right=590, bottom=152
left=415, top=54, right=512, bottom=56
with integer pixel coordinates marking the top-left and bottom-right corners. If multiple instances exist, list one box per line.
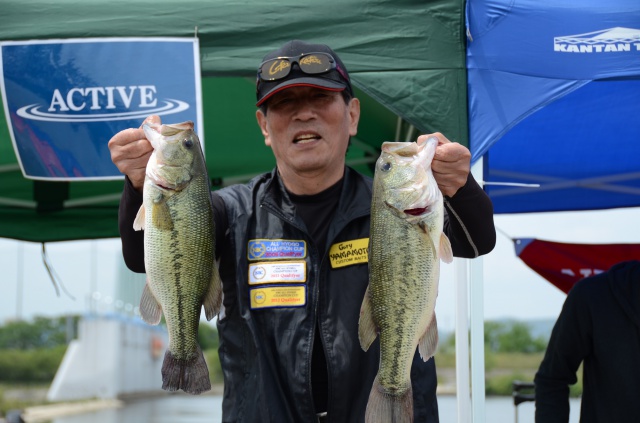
left=418, top=132, right=471, bottom=198
left=108, top=115, right=160, bottom=191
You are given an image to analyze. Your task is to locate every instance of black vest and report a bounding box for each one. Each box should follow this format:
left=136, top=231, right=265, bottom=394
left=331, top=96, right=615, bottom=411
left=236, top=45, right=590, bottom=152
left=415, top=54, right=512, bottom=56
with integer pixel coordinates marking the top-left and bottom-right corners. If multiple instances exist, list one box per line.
left=215, top=167, right=439, bottom=423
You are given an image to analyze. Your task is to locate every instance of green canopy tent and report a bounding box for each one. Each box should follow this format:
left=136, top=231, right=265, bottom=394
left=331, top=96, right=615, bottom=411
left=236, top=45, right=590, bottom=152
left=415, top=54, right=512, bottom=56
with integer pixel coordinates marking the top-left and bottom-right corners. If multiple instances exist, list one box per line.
left=0, top=0, right=468, bottom=242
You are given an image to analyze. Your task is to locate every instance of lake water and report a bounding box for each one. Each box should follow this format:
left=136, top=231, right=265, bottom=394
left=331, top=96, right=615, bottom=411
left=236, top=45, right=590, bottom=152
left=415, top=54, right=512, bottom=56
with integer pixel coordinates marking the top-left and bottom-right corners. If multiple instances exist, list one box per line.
left=46, top=394, right=582, bottom=423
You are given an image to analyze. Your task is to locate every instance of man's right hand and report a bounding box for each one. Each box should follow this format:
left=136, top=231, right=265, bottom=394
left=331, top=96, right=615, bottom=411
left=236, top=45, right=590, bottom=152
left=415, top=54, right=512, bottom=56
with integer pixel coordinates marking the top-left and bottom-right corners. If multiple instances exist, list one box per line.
left=108, top=115, right=161, bottom=191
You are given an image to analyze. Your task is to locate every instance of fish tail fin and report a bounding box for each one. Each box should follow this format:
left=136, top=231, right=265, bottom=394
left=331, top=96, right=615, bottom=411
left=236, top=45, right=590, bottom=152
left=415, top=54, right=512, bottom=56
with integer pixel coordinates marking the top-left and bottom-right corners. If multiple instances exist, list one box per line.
left=365, top=376, right=413, bottom=423
left=161, top=344, right=211, bottom=395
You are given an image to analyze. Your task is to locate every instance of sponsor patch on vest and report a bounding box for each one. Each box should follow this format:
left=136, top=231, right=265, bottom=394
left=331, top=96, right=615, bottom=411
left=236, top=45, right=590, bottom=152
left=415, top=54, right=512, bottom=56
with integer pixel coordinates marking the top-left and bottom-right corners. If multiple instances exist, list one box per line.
left=248, top=239, right=307, bottom=261
left=250, top=286, right=306, bottom=309
left=249, top=261, right=307, bottom=284
left=329, top=238, right=369, bottom=268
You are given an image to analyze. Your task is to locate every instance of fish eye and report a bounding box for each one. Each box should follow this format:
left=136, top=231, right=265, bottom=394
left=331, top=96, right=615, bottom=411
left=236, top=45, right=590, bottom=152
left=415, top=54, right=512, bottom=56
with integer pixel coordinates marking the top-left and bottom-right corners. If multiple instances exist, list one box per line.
left=380, top=161, right=392, bottom=172
left=183, top=138, right=194, bottom=149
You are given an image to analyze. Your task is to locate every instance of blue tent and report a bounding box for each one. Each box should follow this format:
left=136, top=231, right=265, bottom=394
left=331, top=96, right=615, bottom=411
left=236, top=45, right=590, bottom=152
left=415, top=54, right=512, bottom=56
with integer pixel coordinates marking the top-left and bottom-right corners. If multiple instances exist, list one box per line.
left=466, top=0, right=640, bottom=214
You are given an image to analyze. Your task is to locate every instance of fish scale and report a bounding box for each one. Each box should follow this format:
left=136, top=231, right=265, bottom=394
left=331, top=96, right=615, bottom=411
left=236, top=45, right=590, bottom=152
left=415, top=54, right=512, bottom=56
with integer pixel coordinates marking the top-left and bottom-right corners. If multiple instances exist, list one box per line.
left=134, top=121, right=222, bottom=395
left=149, top=177, right=211, bottom=355
left=371, top=208, right=437, bottom=391
left=359, top=137, right=452, bottom=423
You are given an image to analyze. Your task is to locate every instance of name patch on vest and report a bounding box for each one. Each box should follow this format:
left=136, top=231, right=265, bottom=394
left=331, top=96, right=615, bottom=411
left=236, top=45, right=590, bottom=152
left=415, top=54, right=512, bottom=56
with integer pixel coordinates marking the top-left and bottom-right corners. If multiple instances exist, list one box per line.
left=248, top=239, right=307, bottom=261
left=329, top=238, right=369, bottom=268
left=249, top=261, right=307, bottom=284
left=250, top=286, right=306, bottom=309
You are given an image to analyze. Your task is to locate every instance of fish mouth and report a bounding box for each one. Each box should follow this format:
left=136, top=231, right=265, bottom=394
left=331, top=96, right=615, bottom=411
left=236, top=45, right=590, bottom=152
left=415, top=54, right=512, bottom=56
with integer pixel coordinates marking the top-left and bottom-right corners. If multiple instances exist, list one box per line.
left=384, top=201, right=432, bottom=218
left=147, top=162, right=190, bottom=192
left=148, top=174, right=188, bottom=192
left=152, top=182, right=177, bottom=191
left=381, top=141, right=420, bottom=156
left=404, top=206, right=430, bottom=216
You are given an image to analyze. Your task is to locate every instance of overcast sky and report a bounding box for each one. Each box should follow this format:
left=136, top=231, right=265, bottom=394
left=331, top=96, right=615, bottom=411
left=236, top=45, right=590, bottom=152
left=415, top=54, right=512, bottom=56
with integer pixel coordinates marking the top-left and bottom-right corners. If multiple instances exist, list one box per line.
left=0, top=207, right=638, bottom=332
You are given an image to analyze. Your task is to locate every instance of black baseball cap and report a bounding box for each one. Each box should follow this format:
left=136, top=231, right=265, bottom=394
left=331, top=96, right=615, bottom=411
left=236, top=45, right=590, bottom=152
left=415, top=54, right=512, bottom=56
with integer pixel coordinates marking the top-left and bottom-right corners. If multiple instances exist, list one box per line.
left=256, top=40, right=353, bottom=107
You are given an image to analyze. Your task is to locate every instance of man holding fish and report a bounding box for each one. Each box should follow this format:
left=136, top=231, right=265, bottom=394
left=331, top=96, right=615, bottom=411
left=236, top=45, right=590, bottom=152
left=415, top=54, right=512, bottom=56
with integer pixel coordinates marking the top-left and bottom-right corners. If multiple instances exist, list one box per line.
left=109, top=40, right=495, bottom=422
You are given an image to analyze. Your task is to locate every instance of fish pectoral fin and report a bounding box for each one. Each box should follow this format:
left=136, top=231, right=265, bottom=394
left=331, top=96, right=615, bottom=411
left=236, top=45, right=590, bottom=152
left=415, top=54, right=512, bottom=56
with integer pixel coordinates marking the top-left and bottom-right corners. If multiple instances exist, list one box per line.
left=439, top=233, right=453, bottom=264
left=203, top=264, right=223, bottom=321
left=133, top=205, right=146, bottom=231
left=418, top=313, right=439, bottom=361
left=358, top=285, right=378, bottom=351
left=140, top=281, right=163, bottom=325
left=152, top=201, right=174, bottom=231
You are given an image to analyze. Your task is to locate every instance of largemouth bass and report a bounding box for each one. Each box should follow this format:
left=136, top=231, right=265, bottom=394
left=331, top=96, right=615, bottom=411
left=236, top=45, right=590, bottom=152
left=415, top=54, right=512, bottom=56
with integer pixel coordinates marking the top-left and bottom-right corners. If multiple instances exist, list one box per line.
left=133, top=121, right=222, bottom=395
left=359, top=136, right=453, bottom=422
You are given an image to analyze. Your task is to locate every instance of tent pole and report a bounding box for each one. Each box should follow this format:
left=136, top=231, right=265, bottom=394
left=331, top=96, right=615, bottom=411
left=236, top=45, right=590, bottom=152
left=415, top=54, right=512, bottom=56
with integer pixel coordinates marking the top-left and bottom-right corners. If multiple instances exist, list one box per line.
left=470, top=158, right=486, bottom=421
left=470, top=257, right=485, bottom=421
left=394, top=116, right=402, bottom=141
left=454, top=258, right=471, bottom=422
left=16, top=242, right=24, bottom=320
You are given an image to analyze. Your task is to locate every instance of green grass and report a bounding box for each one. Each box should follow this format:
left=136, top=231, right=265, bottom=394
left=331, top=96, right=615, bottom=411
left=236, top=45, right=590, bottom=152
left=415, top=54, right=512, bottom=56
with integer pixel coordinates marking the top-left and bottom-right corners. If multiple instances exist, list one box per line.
left=436, top=350, right=545, bottom=369
left=435, top=351, right=582, bottom=397
left=486, top=352, right=545, bottom=371
left=204, top=348, right=224, bottom=384
left=0, top=383, right=51, bottom=417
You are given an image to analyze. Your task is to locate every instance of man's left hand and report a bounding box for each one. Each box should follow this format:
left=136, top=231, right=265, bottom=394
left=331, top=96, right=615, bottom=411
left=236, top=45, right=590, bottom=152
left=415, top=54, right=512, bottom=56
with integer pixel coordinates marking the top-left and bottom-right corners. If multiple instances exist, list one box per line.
left=418, top=133, right=471, bottom=198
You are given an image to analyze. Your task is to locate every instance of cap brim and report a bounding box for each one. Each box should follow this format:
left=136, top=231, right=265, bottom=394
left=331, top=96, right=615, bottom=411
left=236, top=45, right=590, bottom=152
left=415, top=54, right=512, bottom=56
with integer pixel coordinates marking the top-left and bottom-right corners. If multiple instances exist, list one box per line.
left=256, top=77, right=347, bottom=106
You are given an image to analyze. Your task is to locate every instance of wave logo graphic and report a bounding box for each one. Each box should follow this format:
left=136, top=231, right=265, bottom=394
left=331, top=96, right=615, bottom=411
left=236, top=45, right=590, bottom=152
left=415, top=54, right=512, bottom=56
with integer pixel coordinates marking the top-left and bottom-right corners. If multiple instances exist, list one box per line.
left=15, top=85, right=191, bottom=122
left=554, top=27, right=640, bottom=53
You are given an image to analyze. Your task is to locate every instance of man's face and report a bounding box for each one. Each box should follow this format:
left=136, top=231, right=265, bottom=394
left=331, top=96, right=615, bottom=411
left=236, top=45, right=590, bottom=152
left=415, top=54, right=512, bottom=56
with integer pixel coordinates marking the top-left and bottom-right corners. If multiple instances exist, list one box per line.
left=256, top=86, right=360, bottom=187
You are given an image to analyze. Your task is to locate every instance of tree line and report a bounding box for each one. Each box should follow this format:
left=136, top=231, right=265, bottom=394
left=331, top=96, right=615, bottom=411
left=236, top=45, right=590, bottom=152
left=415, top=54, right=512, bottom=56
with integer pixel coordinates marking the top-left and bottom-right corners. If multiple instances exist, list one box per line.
left=0, top=316, right=545, bottom=384
left=0, top=315, right=220, bottom=383
left=439, top=320, right=548, bottom=354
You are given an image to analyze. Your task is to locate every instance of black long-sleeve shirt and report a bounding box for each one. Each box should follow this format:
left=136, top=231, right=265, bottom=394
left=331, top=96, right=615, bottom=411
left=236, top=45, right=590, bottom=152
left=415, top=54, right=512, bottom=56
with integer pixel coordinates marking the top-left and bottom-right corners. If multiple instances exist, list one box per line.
left=535, top=260, right=640, bottom=423
left=117, top=166, right=496, bottom=421
left=118, top=169, right=496, bottom=274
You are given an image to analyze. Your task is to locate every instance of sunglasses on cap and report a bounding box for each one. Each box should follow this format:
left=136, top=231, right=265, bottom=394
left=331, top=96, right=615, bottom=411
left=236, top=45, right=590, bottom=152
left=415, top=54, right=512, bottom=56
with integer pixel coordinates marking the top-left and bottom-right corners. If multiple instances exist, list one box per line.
left=258, top=52, right=338, bottom=81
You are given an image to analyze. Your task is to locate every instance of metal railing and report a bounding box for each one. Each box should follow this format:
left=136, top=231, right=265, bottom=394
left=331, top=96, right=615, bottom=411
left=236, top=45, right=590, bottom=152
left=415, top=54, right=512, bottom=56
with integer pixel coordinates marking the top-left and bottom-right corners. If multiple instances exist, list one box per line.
left=512, top=380, right=535, bottom=423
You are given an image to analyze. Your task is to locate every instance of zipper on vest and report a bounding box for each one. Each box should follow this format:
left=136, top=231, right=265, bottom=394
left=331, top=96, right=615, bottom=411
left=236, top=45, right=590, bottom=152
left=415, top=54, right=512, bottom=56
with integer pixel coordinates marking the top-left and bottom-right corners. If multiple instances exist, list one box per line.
left=260, top=202, right=304, bottom=231
left=261, top=200, right=323, bottom=418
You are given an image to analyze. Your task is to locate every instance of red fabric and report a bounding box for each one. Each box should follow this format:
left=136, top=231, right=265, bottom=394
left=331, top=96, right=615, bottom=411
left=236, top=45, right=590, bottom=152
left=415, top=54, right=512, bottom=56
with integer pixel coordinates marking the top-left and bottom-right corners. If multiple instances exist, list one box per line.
left=515, top=238, right=640, bottom=294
